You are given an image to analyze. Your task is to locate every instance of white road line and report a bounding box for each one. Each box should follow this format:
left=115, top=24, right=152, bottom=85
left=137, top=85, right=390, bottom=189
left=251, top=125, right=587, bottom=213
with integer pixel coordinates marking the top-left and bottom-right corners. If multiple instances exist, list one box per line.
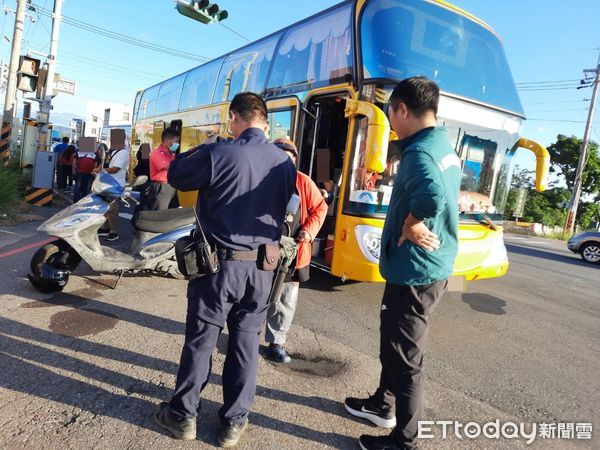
left=0, top=229, right=18, bottom=235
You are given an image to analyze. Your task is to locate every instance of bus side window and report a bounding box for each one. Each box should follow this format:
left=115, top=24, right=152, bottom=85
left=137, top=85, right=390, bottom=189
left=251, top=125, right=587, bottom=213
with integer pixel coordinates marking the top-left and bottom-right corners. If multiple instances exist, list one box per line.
left=267, top=110, right=295, bottom=142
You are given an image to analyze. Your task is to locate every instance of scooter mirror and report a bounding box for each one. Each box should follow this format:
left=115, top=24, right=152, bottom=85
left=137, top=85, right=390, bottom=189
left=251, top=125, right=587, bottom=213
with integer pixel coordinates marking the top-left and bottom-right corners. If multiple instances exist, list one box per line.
left=132, top=175, right=148, bottom=187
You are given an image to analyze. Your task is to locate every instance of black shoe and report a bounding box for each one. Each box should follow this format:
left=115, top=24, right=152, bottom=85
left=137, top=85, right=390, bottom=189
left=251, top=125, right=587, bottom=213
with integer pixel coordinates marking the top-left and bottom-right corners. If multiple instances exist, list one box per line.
left=268, top=343, right=291, bottom=363
left=218, top=417, right=248, bottom=448
left=104, top=233, right=119, bottom=241
left=344, top=396, right=396, bottom=428
left=359, top=434, right=415, bottom=450
left=153, top=402, right=196, bottom=440
left=97, top=228, right=110, bottom=237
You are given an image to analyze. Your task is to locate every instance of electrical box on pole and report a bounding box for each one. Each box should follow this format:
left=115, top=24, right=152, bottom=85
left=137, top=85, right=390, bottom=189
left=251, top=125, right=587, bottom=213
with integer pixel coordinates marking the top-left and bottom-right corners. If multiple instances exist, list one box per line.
left=175, top=0, right=228, bottom=24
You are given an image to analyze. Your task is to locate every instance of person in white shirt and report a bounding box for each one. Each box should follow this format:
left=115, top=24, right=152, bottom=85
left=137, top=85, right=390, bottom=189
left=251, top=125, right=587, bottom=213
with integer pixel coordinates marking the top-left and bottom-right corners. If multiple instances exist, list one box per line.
left=95, top=146, right=129, bottom=241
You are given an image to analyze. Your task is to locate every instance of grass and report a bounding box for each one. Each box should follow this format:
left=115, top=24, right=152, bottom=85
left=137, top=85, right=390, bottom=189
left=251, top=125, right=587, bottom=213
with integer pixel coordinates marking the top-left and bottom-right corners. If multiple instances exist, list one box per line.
left=0, top=160, right=31, bottom=222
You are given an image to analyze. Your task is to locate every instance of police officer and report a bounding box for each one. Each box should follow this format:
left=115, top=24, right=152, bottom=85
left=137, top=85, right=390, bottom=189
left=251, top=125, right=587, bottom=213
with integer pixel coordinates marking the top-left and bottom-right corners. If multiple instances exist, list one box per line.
left=153, top=92, right=296, bottom=447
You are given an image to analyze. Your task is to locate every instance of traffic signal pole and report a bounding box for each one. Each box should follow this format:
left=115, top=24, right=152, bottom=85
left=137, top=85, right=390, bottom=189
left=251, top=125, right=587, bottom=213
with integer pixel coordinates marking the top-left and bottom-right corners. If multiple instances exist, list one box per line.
left=1, top=0, right=27, bottom=161
left=38, top=0, right=64, bottom=151
left=564, top=57, right=600, bottom=236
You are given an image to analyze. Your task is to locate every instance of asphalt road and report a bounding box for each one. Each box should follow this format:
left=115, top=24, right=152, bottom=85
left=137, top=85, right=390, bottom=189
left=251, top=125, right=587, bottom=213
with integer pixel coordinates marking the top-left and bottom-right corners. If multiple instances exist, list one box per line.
left=0, top=213, right=597, bottom=449
left=297, top=234, right=599, bottom=431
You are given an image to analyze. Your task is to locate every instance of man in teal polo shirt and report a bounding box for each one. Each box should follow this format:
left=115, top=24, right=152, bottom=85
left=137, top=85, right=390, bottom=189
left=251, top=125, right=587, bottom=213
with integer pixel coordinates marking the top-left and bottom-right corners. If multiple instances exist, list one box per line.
left=344, top=77, right=461, bottom=450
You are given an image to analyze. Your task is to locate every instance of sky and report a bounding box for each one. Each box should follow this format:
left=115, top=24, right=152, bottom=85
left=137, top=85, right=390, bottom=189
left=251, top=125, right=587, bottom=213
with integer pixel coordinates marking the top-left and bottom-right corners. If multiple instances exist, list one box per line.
left=1, top=0, right=599, bottom=172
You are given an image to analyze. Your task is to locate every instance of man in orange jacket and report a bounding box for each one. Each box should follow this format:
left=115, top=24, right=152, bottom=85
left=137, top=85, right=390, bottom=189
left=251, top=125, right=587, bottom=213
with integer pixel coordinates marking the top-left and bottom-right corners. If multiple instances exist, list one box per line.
left=265, top=138, right=328, bottom=363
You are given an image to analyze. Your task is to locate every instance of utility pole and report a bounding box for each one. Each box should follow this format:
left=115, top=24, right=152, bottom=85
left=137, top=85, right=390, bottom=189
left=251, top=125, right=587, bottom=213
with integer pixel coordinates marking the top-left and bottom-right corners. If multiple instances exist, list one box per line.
left=1, top=0, right=27, bottom=160
left=38, top=0, right=63, bottom=151
left=564, top=55, right=600, bottom=236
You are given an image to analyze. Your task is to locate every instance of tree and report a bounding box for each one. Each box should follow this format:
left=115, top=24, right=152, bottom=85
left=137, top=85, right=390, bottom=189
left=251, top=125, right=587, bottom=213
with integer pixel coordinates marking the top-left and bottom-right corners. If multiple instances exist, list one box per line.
left=547, top=135, right=600, bottom=197
left=578, top=201, right=600, bottom=230
left=503, top=165, right=569, bottom=227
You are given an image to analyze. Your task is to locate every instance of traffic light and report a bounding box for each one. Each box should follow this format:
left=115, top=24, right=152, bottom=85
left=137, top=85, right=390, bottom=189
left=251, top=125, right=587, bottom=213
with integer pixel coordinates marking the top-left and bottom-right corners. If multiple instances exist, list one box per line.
left=17, top=55, right=41, bottom=93
left=175, top=0, right=228, bottom=24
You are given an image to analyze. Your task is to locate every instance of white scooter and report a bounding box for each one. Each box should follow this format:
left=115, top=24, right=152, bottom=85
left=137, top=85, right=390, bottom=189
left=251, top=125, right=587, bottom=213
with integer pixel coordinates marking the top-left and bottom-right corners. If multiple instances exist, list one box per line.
left=28, top=173, right=196, bottom=292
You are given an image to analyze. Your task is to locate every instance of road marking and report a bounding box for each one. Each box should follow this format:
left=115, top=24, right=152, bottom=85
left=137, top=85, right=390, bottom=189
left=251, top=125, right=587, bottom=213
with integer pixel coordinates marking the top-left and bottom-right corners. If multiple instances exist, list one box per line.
left=0, top=238, right=56, bottom=259
left=0, top=229, right=18, bottom=235
left=507, top=237, right=556, bottom=245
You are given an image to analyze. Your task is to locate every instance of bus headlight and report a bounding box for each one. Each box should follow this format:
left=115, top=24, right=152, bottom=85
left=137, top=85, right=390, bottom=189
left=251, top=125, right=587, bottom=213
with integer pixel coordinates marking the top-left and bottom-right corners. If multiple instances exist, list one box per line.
left=355, top=225, right=382, bottom=263
left=482, top=232, right=508, bottom=266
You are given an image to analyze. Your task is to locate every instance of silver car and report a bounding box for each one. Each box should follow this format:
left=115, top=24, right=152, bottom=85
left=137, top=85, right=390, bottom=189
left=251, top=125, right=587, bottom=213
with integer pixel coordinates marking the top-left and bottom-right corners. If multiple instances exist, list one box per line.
left=567, top=231, right=600, bottom=264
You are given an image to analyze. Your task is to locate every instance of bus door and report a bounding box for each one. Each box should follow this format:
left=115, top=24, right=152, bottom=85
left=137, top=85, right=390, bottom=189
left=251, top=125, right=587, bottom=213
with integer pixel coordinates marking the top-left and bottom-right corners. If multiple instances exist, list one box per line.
left=152, top=121, right=165, bottom=148
left=297, top=89, right=353, bottom=271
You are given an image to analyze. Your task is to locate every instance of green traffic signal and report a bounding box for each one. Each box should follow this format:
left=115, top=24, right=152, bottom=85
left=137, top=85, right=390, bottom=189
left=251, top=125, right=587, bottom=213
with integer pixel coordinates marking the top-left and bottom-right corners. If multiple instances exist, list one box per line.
left=175, top=0, right=228, bottom=25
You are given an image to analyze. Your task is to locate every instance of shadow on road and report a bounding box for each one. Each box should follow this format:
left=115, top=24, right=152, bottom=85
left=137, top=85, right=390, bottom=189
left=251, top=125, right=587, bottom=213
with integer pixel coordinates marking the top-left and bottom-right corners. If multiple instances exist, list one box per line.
left=461, top=293, right=507, bottom=315
left=301, top=269, right=358, bottom=293
left=506, top=243, right=589, bottom=268
left=0, top=317, right=357, bottom=448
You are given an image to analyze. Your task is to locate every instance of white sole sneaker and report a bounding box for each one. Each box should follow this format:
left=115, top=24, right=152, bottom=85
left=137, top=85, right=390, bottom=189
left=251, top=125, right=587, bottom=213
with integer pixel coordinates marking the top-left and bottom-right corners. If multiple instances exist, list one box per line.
left=344, top=403, right=397, bottom=428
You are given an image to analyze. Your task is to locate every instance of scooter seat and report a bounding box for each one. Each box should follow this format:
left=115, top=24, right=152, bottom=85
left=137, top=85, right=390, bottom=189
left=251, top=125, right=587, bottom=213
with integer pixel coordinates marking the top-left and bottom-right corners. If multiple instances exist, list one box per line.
left=133, top=208, right=196, bottom=233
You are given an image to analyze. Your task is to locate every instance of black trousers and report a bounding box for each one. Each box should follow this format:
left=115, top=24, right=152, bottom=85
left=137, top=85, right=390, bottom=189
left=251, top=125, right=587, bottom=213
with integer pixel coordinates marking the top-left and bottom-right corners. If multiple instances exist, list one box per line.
left=372, top=280, right=447, bottom=449
left=148, top=182, right=177, bottom=211
left=169, top=260, right=273, bottom=425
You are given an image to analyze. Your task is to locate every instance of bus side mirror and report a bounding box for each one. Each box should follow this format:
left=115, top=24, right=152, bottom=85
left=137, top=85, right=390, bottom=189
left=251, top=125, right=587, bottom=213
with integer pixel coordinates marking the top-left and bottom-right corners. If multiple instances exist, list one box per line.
left=345, top=98, right=389, bottom=173
left=511, top=138, right=550, bottom=192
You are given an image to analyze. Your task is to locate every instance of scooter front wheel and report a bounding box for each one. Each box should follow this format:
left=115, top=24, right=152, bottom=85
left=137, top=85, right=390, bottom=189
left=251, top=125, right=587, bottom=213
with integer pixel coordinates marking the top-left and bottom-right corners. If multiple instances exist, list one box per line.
left=29, top=240, right=81, bottom=292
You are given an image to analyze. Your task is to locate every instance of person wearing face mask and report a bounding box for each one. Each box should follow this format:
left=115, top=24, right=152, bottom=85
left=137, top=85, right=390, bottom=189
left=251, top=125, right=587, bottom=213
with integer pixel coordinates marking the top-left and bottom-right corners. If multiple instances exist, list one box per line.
left=148, top=127, right=180, bottom=210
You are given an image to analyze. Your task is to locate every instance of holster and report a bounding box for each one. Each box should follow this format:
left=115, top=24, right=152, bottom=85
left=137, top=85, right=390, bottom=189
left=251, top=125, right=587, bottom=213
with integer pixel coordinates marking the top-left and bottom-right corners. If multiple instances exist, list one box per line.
left=174, top=232, right=220, bottom=279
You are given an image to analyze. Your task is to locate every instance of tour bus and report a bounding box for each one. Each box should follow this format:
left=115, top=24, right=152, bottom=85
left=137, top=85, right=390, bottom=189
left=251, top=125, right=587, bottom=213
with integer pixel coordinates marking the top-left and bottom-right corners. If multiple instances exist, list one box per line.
left=129, top=0, right=550, bottom=284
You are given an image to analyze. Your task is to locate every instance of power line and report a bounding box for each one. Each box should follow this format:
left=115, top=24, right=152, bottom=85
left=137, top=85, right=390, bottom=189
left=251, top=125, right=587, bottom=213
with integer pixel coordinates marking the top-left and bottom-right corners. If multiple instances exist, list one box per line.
left=524, top=99, right=590, bottom=105
left=219, top=22, right=250, bottom=42
left=68, top=0, right=242, bottom=42
left=516, top=79, right=580, bottom=86
left=33, top=4, right=211, bottom=62
left=25, top=39, right=167, bottom=84
left=526, top=108, right=589, bottom=113
left=58, top=61, right=161, bottom=83
left=518, top=85, right=590, bottom=92
left=526, top=118, right=600, bottom=123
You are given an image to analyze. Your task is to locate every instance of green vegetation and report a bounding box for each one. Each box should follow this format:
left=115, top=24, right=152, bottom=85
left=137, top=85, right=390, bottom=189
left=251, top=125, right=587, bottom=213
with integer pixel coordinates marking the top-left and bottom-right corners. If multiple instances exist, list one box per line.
left=0, top=161, right=29, bottom=220
left=504, top=135, right=600, bottom=231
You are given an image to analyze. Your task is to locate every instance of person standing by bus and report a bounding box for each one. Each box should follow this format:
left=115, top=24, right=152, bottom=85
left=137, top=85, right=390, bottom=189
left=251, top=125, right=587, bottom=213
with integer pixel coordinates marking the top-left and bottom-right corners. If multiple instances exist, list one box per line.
left=153, top=93, right=295, bottom=447
left=148, top=128, right=180, bottom=210
left=58, top=144, right=76, bottom=192
left=344, top=77, right=461, bottom=450
left=53, top=136, right=69, bottom=189
left=73, top=150, right=99, bottom=202
left=95, top=142, right=130, bottom=242
left=265, top=138, right=328, bottom=363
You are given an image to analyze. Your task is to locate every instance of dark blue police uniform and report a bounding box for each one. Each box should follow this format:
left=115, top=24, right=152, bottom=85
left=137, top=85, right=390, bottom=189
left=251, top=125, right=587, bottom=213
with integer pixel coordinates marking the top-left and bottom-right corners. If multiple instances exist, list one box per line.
left=166, top=127, right=296, bottom=426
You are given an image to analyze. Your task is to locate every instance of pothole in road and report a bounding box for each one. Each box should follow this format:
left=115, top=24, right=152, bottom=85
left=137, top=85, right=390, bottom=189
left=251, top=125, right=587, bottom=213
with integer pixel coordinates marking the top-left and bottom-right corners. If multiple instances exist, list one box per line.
left=49, top=308, right=119, bottom=337
left=270, top=353, right=346, bottom=378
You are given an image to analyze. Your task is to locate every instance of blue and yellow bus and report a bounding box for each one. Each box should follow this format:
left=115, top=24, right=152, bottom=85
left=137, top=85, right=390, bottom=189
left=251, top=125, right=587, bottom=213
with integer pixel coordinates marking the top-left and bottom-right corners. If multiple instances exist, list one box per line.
left=130, top=0, right=549, bottom=284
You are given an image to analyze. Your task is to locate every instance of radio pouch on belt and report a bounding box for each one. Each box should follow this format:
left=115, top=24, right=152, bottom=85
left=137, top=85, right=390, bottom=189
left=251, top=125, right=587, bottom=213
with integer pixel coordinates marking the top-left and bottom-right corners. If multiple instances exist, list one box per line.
left=174, top=207, right=220, bottom=279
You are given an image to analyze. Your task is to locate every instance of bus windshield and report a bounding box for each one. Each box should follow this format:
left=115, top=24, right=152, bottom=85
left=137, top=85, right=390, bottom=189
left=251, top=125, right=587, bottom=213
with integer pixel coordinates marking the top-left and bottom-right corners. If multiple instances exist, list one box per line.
left=344, top=113, right=519, bottom=223
left=360, top=0, right=523, bottom=115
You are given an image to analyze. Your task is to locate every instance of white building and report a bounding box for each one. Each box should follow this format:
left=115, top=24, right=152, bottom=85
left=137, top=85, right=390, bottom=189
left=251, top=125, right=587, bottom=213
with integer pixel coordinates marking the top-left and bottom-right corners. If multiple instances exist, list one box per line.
left=84, top=101, right=132, bottom=141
